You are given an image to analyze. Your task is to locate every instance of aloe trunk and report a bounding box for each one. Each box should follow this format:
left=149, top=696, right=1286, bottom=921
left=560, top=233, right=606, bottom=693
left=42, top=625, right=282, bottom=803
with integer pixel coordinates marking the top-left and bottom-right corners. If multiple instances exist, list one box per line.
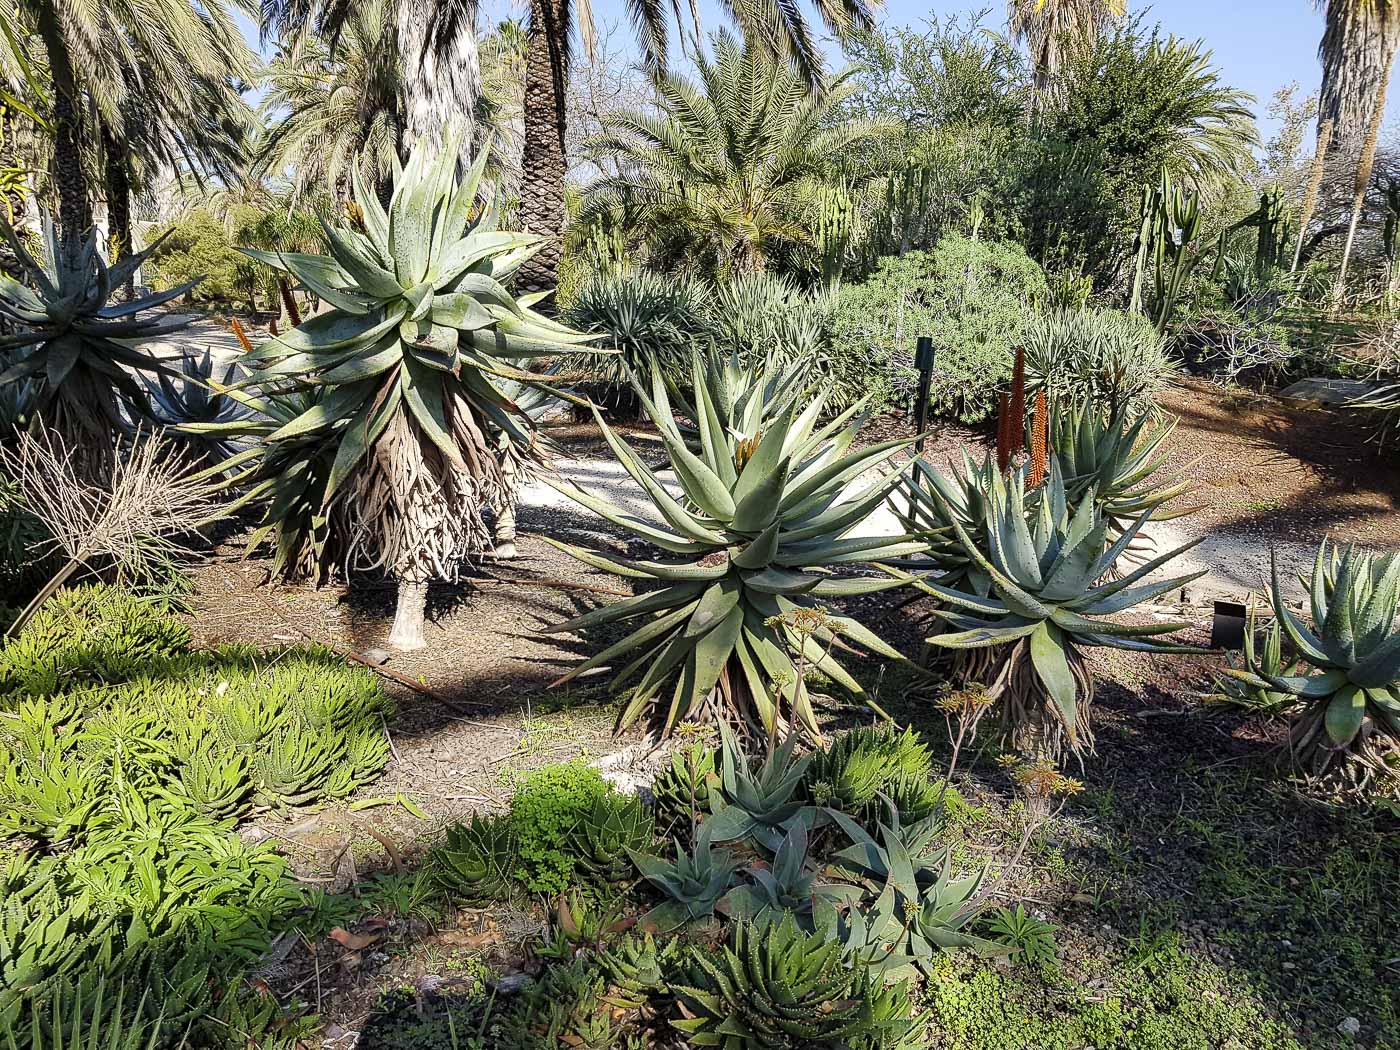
left=389, top=579, right=429, bottom=650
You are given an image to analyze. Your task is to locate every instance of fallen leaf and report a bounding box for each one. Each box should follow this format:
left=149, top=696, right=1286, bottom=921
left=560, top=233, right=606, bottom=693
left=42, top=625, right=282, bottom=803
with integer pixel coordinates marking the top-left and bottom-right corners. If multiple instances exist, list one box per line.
left=438, top=930, right=497, bottom=949
left=328, top=926, right=381, bottom=951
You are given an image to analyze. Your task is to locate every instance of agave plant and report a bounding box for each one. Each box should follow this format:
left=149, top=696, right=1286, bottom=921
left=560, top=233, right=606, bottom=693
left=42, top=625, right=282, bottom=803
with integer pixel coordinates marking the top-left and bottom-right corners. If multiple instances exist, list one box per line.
left=144, top=348, right=250, bottom=469
left=0, top=216, right=197, bottom=482
left=562, top=269, right=710, bottom=388
left=544, top=352, right=922, bottom=737
left=1226, top=544, right=1400, bottom=790
left=629, top=825, right=740, bottom=933
left=705, top=725, right=819, bottom=852
left=717, top=820, right=859, bottom=929
left=924, top=467, right=1206, bottom=760
left=672, top=912, right=925, bottom=1050
left=221, top=136, right=597, bottom=649
left=827, top=804, right=1002, bottom=979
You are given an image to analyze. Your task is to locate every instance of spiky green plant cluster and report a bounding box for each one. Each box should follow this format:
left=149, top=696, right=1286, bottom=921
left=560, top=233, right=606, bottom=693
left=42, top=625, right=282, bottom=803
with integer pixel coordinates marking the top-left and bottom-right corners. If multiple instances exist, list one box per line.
left=546, top=351, right=921, bottom=738
left=672, top=912, right=926, bottom=1050
left=704, top=726, right=819, bottom=852
left=563, top=270, right=710, bottom=386
left=573, top=793, right=657, bottom=883
left=1211, top=607, right=1300, bottom=715
left=0, top=785, right=298, bottom=1040
left=0, top=585, right=394, bottom=840
left=827, top=805, right=1002, bottom=979
left=800, top=724, right=940, bottom=824
left=717, top=821, right=860, bottom=930
left=1226, top=544, right=1400, bottom=791
left=923, top=467, right=1205, bottom=759
left=629, top=826, right=741, bottom=933
left=1046, top=401, right=1191, bottom=535
left=431, top=815, right=517, bottom=904
left=651, top=742, right=721, bottom=840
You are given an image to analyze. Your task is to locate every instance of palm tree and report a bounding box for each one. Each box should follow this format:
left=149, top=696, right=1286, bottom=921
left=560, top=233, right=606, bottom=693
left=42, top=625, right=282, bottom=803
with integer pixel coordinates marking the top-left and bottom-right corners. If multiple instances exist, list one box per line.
left=1317, top=0, right=1400, bottom=155
left=256, top=9, right=527, bottom=208
left=1007, top=0, right=1125, bottom=107
left=20, top=0, right=255, bottom=253
left=254, top=0, right=404, bottom=205
left=515, top=0, right=880, bottom=292
left=578, top=31, right=888, bottom=277
left=258, top=0, right=479, bottom=164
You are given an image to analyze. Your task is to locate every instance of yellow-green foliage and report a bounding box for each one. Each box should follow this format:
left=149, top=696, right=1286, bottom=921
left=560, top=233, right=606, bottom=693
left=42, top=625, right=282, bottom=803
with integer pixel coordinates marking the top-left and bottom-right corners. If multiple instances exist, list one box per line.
left=509, top=763, right=608, bottom=896
left=0, top=586, right=394, bottom=839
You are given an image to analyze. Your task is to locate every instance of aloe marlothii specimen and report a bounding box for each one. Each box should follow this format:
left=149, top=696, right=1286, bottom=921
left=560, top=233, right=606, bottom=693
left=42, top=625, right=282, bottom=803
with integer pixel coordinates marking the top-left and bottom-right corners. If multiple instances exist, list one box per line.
left=544, top=353, right=924, bottom=738
left=1227, top=543, right=1400, bottom=791
left=922, top=467, right=1207, bottom=760
left=213, top=135, right=598, bottom=650
left=0, top=215, right=198, bottom=482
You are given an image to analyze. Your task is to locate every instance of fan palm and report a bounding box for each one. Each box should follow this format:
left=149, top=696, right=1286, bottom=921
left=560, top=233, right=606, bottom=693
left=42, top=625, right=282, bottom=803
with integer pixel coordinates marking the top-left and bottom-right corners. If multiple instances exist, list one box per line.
left=253, top=0, right=404, bottom=206
left=578, top=31, right=889, bottom=277
left=1007, top=0, right=1125, bottom=105
left=20, top=0, right=255, bottom=252
left=258, top=0, right=479, bottom=166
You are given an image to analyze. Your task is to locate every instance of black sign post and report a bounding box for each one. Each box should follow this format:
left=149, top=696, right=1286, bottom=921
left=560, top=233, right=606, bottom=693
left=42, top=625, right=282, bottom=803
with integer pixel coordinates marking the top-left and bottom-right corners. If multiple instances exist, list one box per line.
left=913, top=335, right=934, bottom=453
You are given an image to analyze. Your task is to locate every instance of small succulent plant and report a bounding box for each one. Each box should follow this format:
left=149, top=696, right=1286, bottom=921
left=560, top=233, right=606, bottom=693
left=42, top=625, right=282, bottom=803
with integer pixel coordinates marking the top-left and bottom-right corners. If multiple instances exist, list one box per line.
left=705, top=725, right=819, bottom=852
left=431, top=815, right=516, bottom=903
left=1212, top=605, right=1299, bottom=715
left=800, top=723, right=934, bottom=822
left=651, top=741, right=720, bottom=840
left=718, top=819, right=860, bottom=930
left=629, top=825, right=740, bottom=933
left=672, top=912, right=926, bottom=1049
left=571, top=792, right=656, bottom=883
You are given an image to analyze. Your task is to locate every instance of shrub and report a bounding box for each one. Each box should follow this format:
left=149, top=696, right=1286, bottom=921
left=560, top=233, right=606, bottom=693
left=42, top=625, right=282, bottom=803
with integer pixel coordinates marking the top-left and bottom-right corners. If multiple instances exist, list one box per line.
left=508, top=762, right=609, bottom=896
left=144, top=208, right=260, bottom=307
left=828, top=237, right=1049, bottom=422
left=562, top=270, right=712, bottom=387
left=1022, top=308, right=1175, bottom=419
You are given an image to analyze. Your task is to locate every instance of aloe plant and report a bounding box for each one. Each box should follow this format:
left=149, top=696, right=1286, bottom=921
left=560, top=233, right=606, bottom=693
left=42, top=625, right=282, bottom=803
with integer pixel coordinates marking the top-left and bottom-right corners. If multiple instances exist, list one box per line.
left=1212, top=606, right=1299, bottom=715
left=827, top=805, right=1002, bottom=978
left=219, top=135, right=597, bottom=649
left=717, top=819, right=860, bottom=929
left=672, top=912, right=925, bottom=1050
left=629, top=825, right=740, bottom=933
left=705, top=725, right=819, bottom=852
left=545, top=351, right=922, bottom=737
left=1047, top=401, right=1191, bottom=537
left=923, top=467, right=1206, bottom=759
left=0, top=216, right=196, bottom=481
left=1226, top=543, right=1400, bottom=790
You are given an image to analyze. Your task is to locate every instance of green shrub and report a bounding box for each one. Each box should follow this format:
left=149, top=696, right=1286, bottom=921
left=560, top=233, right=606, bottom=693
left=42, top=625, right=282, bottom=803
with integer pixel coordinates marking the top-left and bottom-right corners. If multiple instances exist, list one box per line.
left=563, top=270, right=711, bottom=386
left=1022, top=308, right=1175, bottom=419
left=509, top=763, right=609, bottom=896
left=0, top=586, right=394, bottom=840
left=829, top=237, right=1049, bottom=422
left=144, top=209, right=260, bottom=307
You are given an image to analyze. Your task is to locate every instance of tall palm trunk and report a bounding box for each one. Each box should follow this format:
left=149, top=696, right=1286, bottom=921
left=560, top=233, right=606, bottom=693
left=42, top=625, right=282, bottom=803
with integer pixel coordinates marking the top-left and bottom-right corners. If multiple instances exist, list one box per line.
left=1292, top=119, right=1334, bottom=272
left=517, top=0, right=569, bottom=294
left=1334, top=65, right=1393, bottom=304
left=33, top=3, right=90, bottom=253
left=1318, top=0, right=1400, bottom=157
left=397, top=0, right=480, bottom=160
left=103, top=130, right=134, bottom=299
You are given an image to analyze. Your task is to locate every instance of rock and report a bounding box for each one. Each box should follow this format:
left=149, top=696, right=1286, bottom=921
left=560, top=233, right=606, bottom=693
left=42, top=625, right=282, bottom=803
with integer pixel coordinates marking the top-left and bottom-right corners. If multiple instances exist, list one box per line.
left=239, top=825, right=271, bottom=845
left=1337, top=1017, right=1361, bottom=1038
left=361, top=648, right=392, bottom=666
left=492, top=973, right=534, bottom=995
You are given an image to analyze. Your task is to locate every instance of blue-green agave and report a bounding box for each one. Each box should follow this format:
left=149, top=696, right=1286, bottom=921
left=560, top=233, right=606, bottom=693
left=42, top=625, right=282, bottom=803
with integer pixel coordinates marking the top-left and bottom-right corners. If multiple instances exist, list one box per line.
left=1227, top=543, right=1400, bottom=791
